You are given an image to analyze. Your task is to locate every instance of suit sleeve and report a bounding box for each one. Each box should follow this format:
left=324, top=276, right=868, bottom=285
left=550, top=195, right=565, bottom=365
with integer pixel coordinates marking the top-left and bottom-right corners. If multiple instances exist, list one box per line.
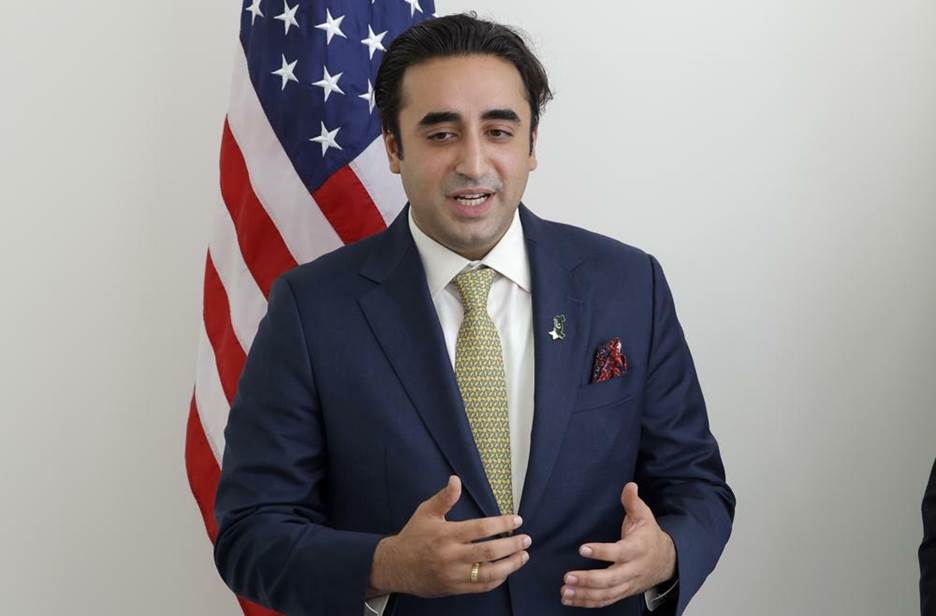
left=213, top=276, right=383, bottom=615
left=635, top=255, right=736, bottom=616
left=921, top=458, right=936, bottom=615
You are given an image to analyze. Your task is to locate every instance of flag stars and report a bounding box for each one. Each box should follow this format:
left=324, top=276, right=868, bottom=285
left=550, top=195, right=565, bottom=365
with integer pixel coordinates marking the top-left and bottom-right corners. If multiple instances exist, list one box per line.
left=313, top=66, right=345, bottom=101
left=311, top=122, right=343, bottom=155
left=361, top=25, right=387, bottom=60
left=359, top=79, right=376, bottom=114
left=274, top=0, right=299, bottom=35
left=315, top=8, right=347, bottom=45
left=245, top=0, right=263, bottom=25
left=404, top=0, right=423, bottom=17
left=272, top=54, right=299, bottom=90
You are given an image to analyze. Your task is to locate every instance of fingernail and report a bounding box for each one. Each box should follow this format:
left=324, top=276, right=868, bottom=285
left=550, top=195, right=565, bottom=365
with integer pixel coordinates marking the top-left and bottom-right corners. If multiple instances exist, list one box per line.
left=566, top=575, right=578, bottom=585
left=580, top=545, right=592, bottom=557
left=521, top=551, right=529, bottom=563
left=564, top=589, right=575, bottom=598
left=522, top=535, right=532, bottom=548
left=513, top=515, right=523, bottom=527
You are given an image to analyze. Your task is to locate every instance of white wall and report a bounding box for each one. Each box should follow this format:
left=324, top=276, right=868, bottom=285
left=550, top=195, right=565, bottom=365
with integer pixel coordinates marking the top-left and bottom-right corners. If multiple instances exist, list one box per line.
left=1, top=1, right=933, bottom=614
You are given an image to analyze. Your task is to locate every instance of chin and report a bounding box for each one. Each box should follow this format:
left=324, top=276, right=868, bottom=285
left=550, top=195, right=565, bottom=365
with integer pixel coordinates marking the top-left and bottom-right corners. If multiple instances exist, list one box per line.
left=458, top=230, right=504, bottom=256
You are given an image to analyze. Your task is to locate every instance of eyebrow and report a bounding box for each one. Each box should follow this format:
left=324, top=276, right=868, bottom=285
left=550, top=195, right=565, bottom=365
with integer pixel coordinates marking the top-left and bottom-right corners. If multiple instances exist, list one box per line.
left=483, top=109, right=521, bottom=123
left=417, top=108, right=522, bottom=127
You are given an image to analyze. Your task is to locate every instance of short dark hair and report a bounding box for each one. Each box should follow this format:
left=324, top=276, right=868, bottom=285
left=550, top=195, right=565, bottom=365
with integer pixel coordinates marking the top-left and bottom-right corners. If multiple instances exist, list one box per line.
left=374, top=13, right=553, bottom=157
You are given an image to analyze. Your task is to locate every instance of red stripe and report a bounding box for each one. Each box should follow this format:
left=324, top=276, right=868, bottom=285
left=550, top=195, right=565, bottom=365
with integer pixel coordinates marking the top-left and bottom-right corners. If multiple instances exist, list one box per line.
left=185, top=398, right=282, bottom=616
left=185, top=395, right=221, bottom=541
left=203, top=253, right=247, bottom=403
left=220, top=119, right=298, bottom=297
left=312, top=166, right=387, bottom=244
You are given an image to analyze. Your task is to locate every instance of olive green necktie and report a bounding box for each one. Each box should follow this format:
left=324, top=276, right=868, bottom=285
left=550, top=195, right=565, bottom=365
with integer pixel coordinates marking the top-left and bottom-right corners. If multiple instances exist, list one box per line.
left=453, top=267, right=514, bottom=515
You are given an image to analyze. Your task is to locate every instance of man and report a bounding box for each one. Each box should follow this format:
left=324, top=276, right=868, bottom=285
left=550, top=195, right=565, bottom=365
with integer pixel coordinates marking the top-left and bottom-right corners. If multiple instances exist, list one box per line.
left=214, top=14, right=734, bottom=616
left=922, top=458, right=936, bottom=615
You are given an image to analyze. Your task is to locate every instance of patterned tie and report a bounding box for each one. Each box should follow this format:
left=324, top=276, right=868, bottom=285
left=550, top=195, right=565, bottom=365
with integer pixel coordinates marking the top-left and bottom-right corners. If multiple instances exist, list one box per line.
left=453, top=266, right=514, bottom=515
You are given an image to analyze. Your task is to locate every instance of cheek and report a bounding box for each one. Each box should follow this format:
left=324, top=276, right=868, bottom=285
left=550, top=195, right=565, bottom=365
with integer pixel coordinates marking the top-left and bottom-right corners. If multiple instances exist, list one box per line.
left=400, top=164, right=433, bottom=194
left=498, top=144, right=533, bottom=170
left=496, top=156, right=532, bottom=188
left=408, top=156, right=448, bottom=189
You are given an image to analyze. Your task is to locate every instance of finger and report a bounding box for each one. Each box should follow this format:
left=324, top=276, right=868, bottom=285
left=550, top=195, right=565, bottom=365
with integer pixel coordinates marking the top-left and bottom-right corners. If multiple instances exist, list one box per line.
left=578, top=541, right=631, bottom=563
left=460, top=533, right=532, bottom=564
left=560, top=579, right=639, bottom=609
left=421, top=475, right=461, bottom=518
left=562, top=562, right=633, bottom=590
left=620, top=482, right=653, bottom=523
left=449, top=513, right=523, bottom=542
left=461, top=550, right=530, bottom=593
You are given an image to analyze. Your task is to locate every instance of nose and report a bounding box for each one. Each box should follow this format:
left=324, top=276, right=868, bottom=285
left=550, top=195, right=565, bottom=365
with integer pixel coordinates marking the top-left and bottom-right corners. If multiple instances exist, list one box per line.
left=454, top=132, right=489, bottom=180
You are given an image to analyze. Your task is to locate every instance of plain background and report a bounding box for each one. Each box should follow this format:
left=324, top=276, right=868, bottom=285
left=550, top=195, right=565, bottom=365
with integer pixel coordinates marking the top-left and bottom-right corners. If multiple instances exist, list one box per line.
left=1, top=0, right=933, bottom=614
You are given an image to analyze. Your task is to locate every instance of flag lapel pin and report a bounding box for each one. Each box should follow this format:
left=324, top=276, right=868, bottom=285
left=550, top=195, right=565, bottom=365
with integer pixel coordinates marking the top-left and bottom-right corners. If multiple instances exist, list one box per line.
left=548, top=314, right=566, bottom=341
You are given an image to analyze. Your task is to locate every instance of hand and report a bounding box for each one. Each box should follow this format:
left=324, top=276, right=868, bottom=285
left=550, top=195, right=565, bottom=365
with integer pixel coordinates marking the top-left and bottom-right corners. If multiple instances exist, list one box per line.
left=368, top=475, right=531, bottom=598
left=560, top=482, right=676, bottom=608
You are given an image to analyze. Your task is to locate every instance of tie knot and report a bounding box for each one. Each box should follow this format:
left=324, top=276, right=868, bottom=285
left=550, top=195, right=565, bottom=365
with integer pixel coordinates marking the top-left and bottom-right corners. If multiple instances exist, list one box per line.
left=453, top=266, right=497, bottom=313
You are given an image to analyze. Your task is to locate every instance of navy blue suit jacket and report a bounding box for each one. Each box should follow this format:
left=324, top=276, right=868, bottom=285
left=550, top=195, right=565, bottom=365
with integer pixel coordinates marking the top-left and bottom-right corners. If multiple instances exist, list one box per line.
left=214, top=205, right=735, bottom=615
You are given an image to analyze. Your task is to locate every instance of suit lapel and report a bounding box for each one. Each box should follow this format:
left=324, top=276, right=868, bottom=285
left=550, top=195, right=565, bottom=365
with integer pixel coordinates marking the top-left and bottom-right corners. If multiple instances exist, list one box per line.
left=358, top=206, right=501, bottom=518
left=517, top=206, right=590, bottom=524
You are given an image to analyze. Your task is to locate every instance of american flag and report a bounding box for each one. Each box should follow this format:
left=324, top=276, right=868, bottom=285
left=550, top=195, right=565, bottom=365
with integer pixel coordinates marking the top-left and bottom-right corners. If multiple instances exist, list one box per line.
left=185, top=1, right=435, bottom=613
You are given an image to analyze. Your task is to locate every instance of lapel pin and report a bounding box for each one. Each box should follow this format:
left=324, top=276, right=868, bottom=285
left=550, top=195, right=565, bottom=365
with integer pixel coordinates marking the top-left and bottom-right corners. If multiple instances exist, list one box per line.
left=548, top=314, right=566, bottom=341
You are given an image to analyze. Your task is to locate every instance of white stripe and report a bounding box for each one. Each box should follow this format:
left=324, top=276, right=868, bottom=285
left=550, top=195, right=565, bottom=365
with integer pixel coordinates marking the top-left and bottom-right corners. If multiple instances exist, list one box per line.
left=208, top=197, right=268, bottom=352
left=349, top=136, right=408, bottom=226
left=194, top=325, right=230, bottom=464
left=227, top=45, right=344, bottom=265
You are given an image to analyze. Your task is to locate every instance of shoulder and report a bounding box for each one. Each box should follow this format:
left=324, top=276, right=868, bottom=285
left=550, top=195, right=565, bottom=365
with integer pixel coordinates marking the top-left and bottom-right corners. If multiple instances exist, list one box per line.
left=530, top=213, right=662, bottom=284
left=543, top=218, right=649, bottom=262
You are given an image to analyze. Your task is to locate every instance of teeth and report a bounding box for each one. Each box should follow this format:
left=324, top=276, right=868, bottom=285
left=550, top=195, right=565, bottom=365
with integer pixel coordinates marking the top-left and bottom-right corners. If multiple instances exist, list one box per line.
left=454, top=193, right=490, bottom=206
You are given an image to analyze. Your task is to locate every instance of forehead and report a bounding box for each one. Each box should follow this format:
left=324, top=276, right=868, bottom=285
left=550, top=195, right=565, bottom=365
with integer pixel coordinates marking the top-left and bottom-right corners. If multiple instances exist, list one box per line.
left=398, top=54, right=530, bottom=122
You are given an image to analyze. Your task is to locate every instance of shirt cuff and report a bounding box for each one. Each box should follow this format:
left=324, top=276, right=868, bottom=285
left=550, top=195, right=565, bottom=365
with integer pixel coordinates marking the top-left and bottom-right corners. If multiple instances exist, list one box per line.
left=364, top=594, right=390, bottom=615
left=644, top=577, right=678, bottom=612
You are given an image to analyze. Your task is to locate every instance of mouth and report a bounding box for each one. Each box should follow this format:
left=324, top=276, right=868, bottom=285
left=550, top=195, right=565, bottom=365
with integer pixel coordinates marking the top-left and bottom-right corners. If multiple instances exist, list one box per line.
left=450, top=191, right=495, bottom=207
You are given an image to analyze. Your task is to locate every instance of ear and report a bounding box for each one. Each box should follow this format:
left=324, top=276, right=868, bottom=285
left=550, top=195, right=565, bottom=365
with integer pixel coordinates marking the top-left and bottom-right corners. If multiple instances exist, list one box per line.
left=528, top=128, right=538, bottom=172
left=383, top=130, right=402, bottom=174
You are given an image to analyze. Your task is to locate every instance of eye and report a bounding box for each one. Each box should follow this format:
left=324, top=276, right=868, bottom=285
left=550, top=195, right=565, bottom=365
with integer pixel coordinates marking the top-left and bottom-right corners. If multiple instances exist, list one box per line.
left=489, top=129, right=513, bottom=139
left=428, top=132, right=455, bottom=142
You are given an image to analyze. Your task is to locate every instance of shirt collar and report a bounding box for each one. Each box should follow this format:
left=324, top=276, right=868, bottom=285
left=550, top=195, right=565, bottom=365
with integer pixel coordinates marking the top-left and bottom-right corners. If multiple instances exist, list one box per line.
left=408, top=206, right=531, bottom=298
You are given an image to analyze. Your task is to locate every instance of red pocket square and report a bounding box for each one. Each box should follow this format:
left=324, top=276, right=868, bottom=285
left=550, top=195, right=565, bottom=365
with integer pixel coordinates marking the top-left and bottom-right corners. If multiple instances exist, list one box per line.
left=591, top=337, right=628, bottom=383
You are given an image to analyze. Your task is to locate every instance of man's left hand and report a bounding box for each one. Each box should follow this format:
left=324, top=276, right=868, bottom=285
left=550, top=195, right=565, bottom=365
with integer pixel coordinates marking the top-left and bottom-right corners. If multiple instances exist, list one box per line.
left=560, top=482, right=676, bottom=609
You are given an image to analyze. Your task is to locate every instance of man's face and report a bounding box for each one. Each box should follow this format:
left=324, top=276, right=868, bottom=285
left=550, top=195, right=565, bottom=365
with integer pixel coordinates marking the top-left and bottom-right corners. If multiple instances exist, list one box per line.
left=383, top=54, right=538, bottom=260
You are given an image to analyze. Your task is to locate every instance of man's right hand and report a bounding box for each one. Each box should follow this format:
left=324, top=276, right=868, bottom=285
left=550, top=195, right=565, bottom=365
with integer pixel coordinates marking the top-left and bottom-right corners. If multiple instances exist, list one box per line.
left=368, top=475, right=531, bottom=598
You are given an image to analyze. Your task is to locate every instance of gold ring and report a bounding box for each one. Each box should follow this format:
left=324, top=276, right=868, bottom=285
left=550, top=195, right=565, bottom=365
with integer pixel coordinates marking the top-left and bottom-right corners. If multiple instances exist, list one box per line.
left=469, top=562, right=481, bottom=583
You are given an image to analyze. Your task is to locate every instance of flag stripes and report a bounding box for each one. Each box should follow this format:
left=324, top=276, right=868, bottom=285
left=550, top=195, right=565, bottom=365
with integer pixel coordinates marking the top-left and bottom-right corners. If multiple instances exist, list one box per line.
left=220, top=122, right=299, bottom=297
left=312, top=166, right=388, bottom=244
left=207, top=197, right=266, bottom=353
left=203, top=254, right=249, bottom=403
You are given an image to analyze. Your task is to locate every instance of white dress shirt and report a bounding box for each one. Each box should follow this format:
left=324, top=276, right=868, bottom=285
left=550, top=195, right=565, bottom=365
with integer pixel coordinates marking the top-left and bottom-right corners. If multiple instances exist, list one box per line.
left=408, top=206, right=536, bottom=511
left=364, top=208, right=673, bottom=615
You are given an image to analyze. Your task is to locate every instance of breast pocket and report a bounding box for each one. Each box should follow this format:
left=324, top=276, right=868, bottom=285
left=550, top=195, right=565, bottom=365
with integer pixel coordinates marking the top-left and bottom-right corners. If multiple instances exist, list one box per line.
left=560, top=375, right=643, bottom=478
left=572, top=375, right=640, bottom=413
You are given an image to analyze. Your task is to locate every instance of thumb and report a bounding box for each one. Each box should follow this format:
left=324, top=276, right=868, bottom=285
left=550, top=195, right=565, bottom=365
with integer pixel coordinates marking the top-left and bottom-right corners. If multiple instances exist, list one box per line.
left=424, top=475, right=461, bottom=518
left=621, top=482, right=653, bottom=524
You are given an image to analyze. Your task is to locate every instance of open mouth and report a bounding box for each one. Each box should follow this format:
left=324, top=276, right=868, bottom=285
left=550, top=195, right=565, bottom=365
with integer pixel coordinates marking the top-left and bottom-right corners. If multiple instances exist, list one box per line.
left=451, top=192, right=494, bottom=207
